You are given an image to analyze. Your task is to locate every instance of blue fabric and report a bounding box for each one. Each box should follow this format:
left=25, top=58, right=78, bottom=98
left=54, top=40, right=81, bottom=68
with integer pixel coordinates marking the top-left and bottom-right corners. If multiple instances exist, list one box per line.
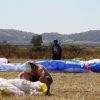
left=89, top=63, right=100, bottom=72
left=0, top=60, right=90, bottom=72
left=35, top=60, right=89, bottom=73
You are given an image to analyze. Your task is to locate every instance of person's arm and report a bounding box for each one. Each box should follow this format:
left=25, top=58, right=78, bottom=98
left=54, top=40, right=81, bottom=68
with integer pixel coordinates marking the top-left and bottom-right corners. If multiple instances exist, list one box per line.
left=18, top=71, right=25, bottom=79
left=39, top=69, right=52, bottom=95
left=57, top=44, right=62, bottom=54
left=38, top=69, right=50, bottom=86
left=51, top=45, right=54, bottom=54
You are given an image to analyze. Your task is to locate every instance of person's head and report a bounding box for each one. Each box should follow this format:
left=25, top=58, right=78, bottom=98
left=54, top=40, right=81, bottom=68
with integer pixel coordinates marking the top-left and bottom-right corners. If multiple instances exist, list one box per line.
left=53, top=39, right=58, bottom=44
left=25, top=61, right=35, bottom=73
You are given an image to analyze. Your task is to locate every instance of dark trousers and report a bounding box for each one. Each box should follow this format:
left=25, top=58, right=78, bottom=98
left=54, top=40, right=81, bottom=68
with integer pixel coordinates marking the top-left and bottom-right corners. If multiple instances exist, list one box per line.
left=52, top=53, right=61, bottom=60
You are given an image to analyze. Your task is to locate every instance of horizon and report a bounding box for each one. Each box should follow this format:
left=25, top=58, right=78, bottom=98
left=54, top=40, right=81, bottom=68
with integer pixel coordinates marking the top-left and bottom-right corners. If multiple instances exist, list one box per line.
left=1, top=28, right=98, bottom=35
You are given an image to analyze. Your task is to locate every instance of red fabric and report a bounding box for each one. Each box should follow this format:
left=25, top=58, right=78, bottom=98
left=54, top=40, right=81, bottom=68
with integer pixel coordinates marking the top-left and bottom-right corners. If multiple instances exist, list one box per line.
left=86, top=65, right=92, bottom=71
left=8, top=59, right=12, bottom=63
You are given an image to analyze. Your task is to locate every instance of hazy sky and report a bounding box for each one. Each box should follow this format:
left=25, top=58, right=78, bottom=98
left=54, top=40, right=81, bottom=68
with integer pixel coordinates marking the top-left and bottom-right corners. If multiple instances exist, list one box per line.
left=0, top=0, right=100, bottom=34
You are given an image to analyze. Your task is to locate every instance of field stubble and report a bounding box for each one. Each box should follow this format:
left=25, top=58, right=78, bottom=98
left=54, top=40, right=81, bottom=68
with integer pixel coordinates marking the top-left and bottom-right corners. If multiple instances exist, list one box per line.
left=0, top=72, right=100, bottom=100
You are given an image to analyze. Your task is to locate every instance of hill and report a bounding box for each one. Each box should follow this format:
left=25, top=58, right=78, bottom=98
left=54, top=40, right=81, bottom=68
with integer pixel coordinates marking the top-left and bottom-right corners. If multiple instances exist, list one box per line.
left=42, top=30, right=100, bottom=42
left=0, top=29, right=36, bottom=44
left=42, top=30, right=100, bottom=46
left=0, top=29, right=100, bottom=46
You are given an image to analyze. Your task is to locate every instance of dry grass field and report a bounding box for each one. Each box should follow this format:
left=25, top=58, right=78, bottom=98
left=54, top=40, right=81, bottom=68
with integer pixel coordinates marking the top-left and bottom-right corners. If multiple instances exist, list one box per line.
left=0, top=71, right=100, bottom=100
left=0, top=58, right=100, bottom=100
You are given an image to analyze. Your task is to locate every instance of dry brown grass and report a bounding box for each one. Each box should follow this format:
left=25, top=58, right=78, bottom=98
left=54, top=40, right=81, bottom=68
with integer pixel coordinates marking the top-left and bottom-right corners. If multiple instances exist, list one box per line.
left=0, top=72, right=100, bottom=100
left=0, top=46, right=100, bottom=60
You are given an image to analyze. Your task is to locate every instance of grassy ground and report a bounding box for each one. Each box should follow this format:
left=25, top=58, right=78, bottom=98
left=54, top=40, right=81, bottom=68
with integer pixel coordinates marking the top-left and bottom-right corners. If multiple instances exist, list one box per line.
left=0, top=72, right=100, bottom=100
left=0, top=58, right=100, bottom=100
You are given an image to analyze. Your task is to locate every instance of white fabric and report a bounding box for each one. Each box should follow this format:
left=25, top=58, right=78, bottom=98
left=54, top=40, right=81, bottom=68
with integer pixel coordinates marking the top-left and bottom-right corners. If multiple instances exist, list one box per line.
left=0, top=78, right=47, bottom=96
left=0, top=58, right=8, bottom=63
left=0, top=62, right=27, bottom=71
left=83, top=59, right=100, bottom=65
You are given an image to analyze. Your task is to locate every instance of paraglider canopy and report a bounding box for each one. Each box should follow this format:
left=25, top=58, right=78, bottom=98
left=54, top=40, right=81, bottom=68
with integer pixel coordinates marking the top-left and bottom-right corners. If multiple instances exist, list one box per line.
left=0, top=58, right=12, bottom=63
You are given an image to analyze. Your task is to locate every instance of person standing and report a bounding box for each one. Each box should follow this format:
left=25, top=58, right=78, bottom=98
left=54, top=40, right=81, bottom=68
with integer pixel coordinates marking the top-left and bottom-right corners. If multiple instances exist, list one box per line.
left=52, top=39, right=62, bottom=60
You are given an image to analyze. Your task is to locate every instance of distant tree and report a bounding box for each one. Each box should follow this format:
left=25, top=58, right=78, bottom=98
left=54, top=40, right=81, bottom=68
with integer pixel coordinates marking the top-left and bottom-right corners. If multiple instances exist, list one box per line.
left=30, top=35, right=43, bottom=46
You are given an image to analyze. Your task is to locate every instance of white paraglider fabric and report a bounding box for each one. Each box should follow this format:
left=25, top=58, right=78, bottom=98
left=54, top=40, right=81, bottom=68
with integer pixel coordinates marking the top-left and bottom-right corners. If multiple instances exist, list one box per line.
left=0, top=78, right=48, bottom=96
left=0, top=58, right=9, bottom=63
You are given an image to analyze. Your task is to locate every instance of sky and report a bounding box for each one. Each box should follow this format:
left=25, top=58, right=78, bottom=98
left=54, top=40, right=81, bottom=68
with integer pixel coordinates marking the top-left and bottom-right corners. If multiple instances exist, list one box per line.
left=0, top=0, right=100, bottom=34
